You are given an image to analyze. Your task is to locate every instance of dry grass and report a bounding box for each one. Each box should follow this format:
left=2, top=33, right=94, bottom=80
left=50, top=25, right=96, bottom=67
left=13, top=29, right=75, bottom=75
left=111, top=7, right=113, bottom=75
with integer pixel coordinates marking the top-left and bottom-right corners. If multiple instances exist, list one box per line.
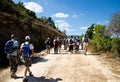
left=98, top=52, right=120, bottom=75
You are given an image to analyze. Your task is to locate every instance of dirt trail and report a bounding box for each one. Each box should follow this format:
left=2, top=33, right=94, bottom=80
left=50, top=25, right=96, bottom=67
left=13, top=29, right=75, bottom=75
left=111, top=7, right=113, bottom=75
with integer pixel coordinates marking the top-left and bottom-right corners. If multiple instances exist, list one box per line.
left=0, top=49, right=120, bottom=82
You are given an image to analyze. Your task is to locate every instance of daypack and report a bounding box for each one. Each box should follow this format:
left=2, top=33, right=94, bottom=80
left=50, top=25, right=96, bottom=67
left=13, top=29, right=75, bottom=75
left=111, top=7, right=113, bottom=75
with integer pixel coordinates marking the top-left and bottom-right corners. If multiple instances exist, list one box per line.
left=84, top=37, right=88, bottom=42
left=4, top=40, right=15, bottom=54
left=54, top=40, right=59, bottom=46
left=21, top=43, right=31, bottom=58
left=76, top=39, right=80, bottom=45
left=69, top=39, right=73, bottom=44
left=46, top=40, right=50, bottom=45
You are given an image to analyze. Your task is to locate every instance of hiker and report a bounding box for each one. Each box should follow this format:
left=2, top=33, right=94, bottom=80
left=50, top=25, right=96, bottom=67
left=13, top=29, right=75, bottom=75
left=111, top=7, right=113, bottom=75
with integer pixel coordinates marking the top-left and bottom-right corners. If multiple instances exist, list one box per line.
left=68, top=36, right=74, bottom=54
left=63, top=38, right=67, bottom=50
left=74, top=37, right=80, bottom=53
left=58, top=37, right=62, bottom=52
left=82, top=34, right=89, bottom=55
left=4, top=34, right=20, bottom=78
left=20, top=36, right=34, bottom=79
left=45, top=37, right=51, bottom=54
left=53, top=37, right=59, bottom=54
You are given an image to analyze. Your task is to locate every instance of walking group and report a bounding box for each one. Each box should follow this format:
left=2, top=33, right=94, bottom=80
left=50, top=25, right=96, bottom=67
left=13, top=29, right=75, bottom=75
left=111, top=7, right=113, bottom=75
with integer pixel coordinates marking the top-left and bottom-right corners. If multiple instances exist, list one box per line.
left=44, top=34, right=89, bottom=55
left=4, top=34, right=34, bottom=80
left=4, top=34, right=89, bottom=81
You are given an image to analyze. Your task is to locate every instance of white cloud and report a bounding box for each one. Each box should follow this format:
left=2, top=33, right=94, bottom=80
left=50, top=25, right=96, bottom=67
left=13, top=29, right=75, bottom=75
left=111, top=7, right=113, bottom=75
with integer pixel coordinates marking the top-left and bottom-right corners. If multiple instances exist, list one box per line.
left=96, top=21, right=101, bottom=24
left=79, top=26, right=88, bottom=30
left=105, top=21, right=110, bottom=24
left=24, top=2, right=43, bottom=13
left=53, top=13, right=69, bottom=18
left=55, top=20, right=75, bottom=33
left=72, top=14, right=77, bottom=18
left=96, top=20, right=110, bottom=25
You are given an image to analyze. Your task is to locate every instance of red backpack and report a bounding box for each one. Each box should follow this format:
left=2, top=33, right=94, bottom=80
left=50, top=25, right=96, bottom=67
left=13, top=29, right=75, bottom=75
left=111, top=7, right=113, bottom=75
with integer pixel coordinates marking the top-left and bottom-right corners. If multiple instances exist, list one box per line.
left=54, top=40, right=59, bottom=46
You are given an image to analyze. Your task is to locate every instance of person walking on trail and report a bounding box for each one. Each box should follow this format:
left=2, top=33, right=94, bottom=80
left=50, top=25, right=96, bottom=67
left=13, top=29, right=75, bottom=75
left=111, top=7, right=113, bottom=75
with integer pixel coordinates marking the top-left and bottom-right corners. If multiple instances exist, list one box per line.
left=45, top=37, right=51, bottom=54
left=53, top=37, right=59, bottom=54
left=63, top=38, right=67, bottom=50
left=20, top=36, right=34, bottom=79
left=74, top=37, right=80, bottom=53
left=4, top=34, right=20, bottom=78
left=58, top=38, right=62, bottom=52
left=82, top=34, right=89, bottom=55
left=68, top=36, right=74, bottom=54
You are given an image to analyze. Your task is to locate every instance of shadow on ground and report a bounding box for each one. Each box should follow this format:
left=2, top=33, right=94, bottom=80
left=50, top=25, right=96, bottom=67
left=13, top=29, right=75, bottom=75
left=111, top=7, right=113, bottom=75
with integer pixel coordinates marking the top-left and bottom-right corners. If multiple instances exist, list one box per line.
left=19, top=56, right=49, bottom=65
left=32, top=57, right=49, bottom=64
left=26, top=76, right=62, bottom=82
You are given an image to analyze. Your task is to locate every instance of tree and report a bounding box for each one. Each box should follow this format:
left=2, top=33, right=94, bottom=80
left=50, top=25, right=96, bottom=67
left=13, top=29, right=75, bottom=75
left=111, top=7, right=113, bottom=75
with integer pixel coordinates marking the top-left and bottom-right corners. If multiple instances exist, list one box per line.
left=86, top=24, right=95, bottom=39
left=90, top=24, right=111, bottom=52
left=37, top=16, right=47, bottom=24
left=47, top=17, right=56, bottom=29
left=107, top=11, right=120, bottom=37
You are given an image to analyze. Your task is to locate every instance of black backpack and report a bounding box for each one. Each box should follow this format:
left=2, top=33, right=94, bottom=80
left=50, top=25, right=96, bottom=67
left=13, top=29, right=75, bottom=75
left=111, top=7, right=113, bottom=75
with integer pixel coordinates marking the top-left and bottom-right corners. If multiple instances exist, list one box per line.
left=84, top=37, right=88, bottom=42
left=69, top=39, right=73, bottom=44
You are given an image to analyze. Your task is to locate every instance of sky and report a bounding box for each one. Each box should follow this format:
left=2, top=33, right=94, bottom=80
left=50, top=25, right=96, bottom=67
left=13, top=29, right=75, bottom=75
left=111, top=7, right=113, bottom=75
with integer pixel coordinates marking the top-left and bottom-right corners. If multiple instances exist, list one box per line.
left=13, top=0, right=120, bottom=35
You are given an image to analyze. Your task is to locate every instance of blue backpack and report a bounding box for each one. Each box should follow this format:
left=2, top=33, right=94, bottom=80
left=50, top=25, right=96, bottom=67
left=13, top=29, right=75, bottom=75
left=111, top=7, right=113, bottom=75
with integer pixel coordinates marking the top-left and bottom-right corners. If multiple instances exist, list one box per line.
left=21, top=43, right=30, bottom=58
left=4, top=40, right=15, bottom=54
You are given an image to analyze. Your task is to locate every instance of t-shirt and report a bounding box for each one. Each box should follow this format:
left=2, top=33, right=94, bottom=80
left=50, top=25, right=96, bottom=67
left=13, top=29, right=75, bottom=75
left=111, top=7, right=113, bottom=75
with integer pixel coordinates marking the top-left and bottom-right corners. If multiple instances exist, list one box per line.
left=20, top=42, right=34, bottom=50
left=9, top=39, right=19, bottom=56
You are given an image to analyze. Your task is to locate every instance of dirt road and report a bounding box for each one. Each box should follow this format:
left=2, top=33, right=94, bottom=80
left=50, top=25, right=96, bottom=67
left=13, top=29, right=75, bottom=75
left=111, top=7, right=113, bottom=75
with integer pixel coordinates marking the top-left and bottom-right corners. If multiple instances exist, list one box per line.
left=1, top=49, right=120, bottom=82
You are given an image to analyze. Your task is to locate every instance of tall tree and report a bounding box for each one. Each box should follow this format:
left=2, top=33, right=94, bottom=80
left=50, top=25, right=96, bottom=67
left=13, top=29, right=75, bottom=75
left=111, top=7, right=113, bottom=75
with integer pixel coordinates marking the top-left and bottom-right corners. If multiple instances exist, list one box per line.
left=86, top=24, right=95, bottom=39
left=107, top=11, right=120, bottom=37
left=47, top=17, right=56, bottom=29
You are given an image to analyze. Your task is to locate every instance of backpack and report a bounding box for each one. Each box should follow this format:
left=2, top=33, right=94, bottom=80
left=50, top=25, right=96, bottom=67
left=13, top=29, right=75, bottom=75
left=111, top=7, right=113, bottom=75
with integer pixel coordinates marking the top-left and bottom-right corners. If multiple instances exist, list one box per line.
left=84, top=37, right=88, bottom=42
left=69, top=39, right=73, bottom=44
left=46, top=40, right=50, bottom=45
left=76, top=39, right=80, bottom=45
left=21, top=43, right=30, bottom=58
left=4, top=40, right=15, bottom=54
left=54, top=40, right=59, bottom=46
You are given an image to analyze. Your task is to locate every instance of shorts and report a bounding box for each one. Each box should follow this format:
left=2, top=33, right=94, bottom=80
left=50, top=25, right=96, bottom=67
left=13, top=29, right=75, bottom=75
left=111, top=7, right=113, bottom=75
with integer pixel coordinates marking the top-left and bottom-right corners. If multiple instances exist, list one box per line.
left=69, top=45, right=73, bottom=51
left=83, top=42, right=88, bottom=49
left=23, top=58, right=31, bottom=67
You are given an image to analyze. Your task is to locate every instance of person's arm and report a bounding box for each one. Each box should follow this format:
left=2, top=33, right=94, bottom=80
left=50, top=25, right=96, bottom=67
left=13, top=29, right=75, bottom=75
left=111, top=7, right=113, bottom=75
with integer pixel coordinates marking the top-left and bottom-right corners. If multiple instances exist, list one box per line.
left=30, top=44, right=34, bottom=56
left=17, top=46, right=20, bottom=58
left=15, top=40, right=20, bottom=58
left=31, top=49, right=34, bottom=56
left=53, top=40, right=55, bottom=45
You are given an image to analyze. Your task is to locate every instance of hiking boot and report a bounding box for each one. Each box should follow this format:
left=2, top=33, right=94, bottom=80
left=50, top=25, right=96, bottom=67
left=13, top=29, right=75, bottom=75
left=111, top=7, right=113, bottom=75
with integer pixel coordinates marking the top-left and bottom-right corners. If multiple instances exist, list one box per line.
left=11, top=74, right=17, bottom=78
left=29, top=72, right=33, bottom=76
left=23, top=76, right=28, bottom=82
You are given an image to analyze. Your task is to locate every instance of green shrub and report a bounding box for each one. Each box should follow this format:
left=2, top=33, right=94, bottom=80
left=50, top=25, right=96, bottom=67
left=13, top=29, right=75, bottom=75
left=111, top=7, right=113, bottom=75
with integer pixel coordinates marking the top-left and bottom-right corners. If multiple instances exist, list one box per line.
left=111, top=38, right=120, bottom=57
left=90, top=36, right=111, bottom=52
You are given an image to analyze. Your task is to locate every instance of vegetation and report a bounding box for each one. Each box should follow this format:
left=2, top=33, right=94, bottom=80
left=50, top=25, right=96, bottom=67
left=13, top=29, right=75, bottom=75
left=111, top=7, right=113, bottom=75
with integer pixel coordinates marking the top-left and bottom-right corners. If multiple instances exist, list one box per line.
left=86, top=11, right=120, bottom=57
left=0, top=0, right=66, bottom=67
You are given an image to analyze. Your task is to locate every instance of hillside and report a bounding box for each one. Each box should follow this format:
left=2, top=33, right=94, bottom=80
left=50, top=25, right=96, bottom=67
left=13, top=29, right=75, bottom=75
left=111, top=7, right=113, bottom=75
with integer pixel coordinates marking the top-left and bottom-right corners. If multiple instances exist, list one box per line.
left=0, top=0, right=66, bottom=67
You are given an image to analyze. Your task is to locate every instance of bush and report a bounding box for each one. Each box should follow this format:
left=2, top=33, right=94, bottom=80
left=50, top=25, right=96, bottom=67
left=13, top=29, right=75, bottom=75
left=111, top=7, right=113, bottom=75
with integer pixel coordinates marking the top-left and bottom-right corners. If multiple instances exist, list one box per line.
left=111, top=38, right=120, bottom=57
left=90, top=36, right=111, bottom=53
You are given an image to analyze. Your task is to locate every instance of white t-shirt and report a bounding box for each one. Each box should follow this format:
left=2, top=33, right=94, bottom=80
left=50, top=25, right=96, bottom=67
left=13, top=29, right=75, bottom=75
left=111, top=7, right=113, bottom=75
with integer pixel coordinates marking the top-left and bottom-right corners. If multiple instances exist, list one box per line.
left=20, top=42, right=34, bottom=50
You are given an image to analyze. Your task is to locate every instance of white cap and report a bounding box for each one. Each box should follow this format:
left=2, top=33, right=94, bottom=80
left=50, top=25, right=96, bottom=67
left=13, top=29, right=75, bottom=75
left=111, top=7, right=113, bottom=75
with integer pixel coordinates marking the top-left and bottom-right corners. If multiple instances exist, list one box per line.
left=11, top=34, right=14, bottom=38
left=47, top=37, right=50, bottom=39
left=25, top=36, right=31, bottom=40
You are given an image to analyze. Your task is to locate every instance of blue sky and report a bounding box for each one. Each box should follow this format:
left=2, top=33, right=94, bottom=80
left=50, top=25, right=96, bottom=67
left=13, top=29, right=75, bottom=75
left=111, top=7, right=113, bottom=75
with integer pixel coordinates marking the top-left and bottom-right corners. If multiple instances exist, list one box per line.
left=13, top=0, right=120, bottom=35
